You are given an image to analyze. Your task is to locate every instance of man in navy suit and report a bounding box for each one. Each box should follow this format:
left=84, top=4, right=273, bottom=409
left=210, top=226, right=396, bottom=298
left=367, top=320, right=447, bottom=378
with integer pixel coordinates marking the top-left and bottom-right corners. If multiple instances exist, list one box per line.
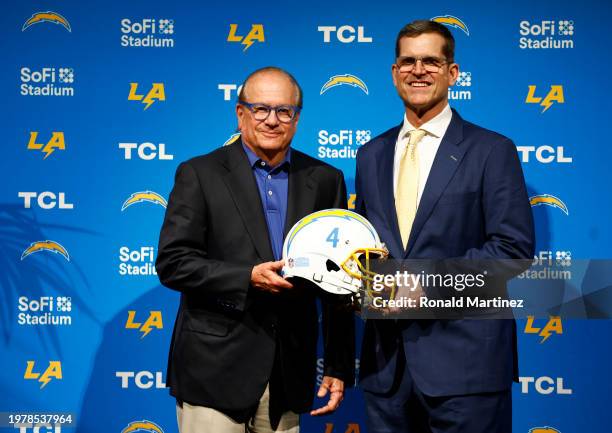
left=355, top=20, right=534, bottom=433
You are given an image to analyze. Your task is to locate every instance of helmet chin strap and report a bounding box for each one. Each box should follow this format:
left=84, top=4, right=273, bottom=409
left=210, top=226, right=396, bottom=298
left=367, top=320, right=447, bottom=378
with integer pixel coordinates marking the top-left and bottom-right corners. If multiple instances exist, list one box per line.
left=311, top=271, right=361, bottom=295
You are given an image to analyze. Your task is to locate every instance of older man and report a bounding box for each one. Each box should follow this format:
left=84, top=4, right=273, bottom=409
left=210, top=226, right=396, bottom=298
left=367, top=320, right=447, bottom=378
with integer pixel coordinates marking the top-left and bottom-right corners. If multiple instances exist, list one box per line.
left=156, top=67, right=354, bottom=433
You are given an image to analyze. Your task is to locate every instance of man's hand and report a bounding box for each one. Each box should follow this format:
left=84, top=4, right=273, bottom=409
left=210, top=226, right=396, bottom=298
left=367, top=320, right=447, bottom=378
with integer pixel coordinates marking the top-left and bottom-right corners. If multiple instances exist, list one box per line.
left=310, top=376, right=344, bottom=416
left=368, top=276, right=424, bottom=316
left=387, top=278, right=424, bottom=314
left=251, top=260, right=293, bottom=294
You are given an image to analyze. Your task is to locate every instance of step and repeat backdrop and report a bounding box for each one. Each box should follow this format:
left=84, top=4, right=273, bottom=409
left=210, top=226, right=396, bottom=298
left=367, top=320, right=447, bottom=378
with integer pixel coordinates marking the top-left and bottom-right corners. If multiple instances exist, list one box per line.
left=2, top=1, right=611, bottom=432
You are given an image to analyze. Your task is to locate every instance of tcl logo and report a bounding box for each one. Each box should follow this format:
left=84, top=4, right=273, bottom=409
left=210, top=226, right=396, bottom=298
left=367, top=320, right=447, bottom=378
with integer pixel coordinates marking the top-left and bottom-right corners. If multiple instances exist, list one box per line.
left=518, top=376, right=572, bottom=395
left=119, top=142, right=173, bottom=160
left=318, top=26, right=372, bottom=43
left=516, top=146, right=572, bottom=163
left=116, top=371, right=166, bottom=389
left=218, top=83, right=243, bottom=101
left=18, top=192, right=74, bottom=209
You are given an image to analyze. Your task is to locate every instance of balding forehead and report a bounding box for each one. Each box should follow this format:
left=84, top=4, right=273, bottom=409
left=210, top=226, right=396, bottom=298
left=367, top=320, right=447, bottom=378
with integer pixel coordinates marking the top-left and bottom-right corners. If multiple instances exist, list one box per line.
left=241, top=70, right=300, bottom=103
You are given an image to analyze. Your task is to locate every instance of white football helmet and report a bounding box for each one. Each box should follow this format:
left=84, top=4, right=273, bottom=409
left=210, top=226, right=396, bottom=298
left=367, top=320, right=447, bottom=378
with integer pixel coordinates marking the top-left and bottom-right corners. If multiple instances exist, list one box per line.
left=282, top=209, right=388, bottom=296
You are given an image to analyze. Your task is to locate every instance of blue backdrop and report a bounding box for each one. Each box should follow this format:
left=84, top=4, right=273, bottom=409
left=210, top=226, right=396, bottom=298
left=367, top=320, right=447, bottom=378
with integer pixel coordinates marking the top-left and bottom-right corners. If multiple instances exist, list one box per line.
left=2, top=1, right=611, bottom=432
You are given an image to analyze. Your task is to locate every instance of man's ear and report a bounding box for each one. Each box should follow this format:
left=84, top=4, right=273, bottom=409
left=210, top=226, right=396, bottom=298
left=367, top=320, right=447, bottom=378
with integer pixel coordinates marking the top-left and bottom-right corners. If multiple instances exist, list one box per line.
left=391, top=63, right=399, bottom=87
left=448, top=63, right=459, bottom=86
left=236, top=104, right=244, bottom=131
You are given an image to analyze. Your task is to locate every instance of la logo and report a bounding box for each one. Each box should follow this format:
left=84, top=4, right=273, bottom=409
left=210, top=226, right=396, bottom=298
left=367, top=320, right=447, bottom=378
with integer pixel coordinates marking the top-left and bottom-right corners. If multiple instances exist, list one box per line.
left=24, top=361, right=62, bottom=388
left=128, top=83, right=165, bottom=110
left=227, top=24, right=265, bottom=51
left=524, top=316, right=562, bottom=343
left=125, top=311, right=163, bottom=338
left=28, top=131, right=65, bottom=159
left=525, top=85, right=564, bottom=113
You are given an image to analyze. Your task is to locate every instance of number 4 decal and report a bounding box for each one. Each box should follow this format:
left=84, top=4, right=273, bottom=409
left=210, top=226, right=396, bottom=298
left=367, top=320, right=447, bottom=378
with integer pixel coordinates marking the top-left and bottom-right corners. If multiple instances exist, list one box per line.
left=326, top=227, right=340, bottom=248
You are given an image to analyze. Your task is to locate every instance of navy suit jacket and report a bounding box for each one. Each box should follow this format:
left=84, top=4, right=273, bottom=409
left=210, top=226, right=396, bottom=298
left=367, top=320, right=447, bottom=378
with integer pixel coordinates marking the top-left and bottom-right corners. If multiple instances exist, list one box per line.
left=356, top=110, right=534, bottom=396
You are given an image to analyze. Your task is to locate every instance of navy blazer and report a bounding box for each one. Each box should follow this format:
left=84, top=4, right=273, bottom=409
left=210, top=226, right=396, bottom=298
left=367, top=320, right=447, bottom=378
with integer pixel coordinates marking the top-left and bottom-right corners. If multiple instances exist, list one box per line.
left=356, top=110, right=534, bottom=396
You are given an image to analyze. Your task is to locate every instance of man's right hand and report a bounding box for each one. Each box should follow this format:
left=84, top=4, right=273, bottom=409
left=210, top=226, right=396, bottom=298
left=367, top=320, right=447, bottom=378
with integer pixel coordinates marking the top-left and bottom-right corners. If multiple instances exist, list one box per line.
left=251, top=260, right=293, bottom=294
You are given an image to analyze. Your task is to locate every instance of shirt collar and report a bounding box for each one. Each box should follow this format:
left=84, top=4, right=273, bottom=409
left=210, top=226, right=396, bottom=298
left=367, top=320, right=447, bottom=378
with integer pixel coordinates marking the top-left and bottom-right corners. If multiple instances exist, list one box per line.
left=242, top=142, right=291, bottom=171
left=399, top=103, right=453, bottom=139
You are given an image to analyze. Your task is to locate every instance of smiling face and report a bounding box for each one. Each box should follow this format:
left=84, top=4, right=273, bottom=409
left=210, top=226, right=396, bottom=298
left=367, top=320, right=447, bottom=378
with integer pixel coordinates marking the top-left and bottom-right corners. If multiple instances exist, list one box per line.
left=236, top=70, right=300, bottom=166
left=392, top=33, right=459, bottom=125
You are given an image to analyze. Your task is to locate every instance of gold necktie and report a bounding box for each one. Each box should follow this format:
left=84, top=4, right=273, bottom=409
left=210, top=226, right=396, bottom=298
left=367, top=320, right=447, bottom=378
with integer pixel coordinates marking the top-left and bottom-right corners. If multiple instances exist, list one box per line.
left=396, top=129, right=427, bottom=247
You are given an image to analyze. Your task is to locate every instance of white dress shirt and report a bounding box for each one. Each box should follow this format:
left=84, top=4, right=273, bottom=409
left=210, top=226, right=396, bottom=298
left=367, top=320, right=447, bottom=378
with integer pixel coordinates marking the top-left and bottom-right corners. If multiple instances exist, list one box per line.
left=393, top=104, right=453, bottom=205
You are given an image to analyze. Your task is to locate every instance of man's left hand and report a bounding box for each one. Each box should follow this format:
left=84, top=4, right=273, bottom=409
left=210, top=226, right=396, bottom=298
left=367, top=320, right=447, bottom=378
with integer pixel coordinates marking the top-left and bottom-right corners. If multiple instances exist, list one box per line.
left=310, top=376, right=344, bottom=416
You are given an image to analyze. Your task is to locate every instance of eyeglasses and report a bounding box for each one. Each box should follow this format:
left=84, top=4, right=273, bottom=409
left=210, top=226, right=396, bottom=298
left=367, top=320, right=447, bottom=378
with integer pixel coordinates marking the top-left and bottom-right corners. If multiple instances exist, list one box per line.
left=395, top=56, right=450, bottom=73
left=238, top=101, right=301, bottom=123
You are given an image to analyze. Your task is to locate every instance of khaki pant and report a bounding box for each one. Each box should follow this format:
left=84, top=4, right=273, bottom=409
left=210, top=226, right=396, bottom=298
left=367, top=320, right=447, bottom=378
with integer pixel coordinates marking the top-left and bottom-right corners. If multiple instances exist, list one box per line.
left=176, top=385, right=299, bottom=433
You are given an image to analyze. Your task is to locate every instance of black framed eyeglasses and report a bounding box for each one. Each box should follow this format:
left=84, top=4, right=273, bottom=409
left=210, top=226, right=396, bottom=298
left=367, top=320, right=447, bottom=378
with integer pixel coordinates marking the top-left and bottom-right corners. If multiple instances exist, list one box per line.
left=238, top=101, right=301, bottom=123
left=395, top=56, right=451, bottom=73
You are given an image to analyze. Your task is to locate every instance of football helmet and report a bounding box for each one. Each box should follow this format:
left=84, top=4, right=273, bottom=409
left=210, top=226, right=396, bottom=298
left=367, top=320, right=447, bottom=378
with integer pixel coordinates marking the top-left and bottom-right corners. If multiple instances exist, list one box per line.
left=282, top=209, right=388, bottom=296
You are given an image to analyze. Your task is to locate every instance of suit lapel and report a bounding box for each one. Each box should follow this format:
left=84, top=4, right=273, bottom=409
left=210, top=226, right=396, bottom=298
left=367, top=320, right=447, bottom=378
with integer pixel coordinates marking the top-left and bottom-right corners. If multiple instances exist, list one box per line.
left=221, top=139, right=274, bottom=261
left=284, top=150, right=316, bottom=236
left=405, top=110, right=467, bottom=257
left=377, top=124, right=404, bottom=258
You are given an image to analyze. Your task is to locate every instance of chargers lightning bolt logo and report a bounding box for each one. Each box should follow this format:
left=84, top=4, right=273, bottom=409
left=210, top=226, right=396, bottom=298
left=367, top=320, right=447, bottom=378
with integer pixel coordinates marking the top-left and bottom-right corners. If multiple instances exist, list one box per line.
left=320, top=74, right=369, bottom=95
left=529, top=194, right=569, bottom=215
left=121, top=191, right=167, bottom=211
left=431, top=15, right=470, bottom=36
left=21, top=240, right=70, bottom=261
left=529, top=428, right=561, bottom=433
left=22, top=12, right=71, bottom=32
left=223, top=133, right=241, bottom=146
left=121, top=420, right=164, bottom=433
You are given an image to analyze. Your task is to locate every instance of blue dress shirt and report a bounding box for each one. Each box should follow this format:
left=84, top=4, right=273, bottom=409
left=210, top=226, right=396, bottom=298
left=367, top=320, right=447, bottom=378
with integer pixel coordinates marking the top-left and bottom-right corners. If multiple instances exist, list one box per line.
left=242, top=143, right=290, bottom=260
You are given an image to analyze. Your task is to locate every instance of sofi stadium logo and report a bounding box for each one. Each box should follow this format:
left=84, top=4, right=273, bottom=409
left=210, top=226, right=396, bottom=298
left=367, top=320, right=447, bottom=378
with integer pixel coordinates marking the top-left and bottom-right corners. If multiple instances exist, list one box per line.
left=22, top=12, right=71, bottom=32
left=20, top=67, right=74, bottom=97
left=119, top=246, right=156, bottom=276
left=28, top=131, right=66, bottom=159
left=227, top=24, right=265, bottom=51
left=449, top=71, right=471, bottom=101
left=519, top=376, right=572, bottom=395
left=18, top=296, right=72, bottom=326
left=24, top=361, right=62, bottom=388
left=532, top=250, right=572, bottom=267
left=125, top=311, right=163, bottom=338
left=517, top=250, right=572, bottom=281
left=121, top=420, right=164, bottom=433
left=120, top=18, right=174, bottom=48
left=519, top=20, right=574, bottom=49
left=318, top=129, right=371, bottom=159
